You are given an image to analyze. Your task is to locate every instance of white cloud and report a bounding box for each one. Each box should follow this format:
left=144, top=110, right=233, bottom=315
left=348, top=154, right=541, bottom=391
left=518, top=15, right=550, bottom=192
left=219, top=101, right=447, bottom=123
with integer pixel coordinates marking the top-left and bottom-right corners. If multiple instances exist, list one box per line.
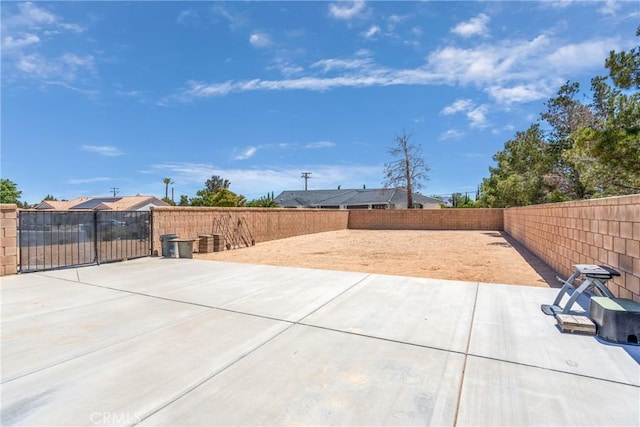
left=152, top=162, right=383, bottom=197
left=426, top=35, right=550, bottom=85
left=269, top=59, right=304, bottom=77
left=545, top=1, right=577, bottom=9
left=2, top=33, right=40, bottom=50
left=388, top=14, right=408, bottom=25
left=2, top=2, right=94, bottom=94
left=211, top=5, right=246, bottom=31
left=451, top=13, right=490, bottom=38
left=467, top=105, right=488, bottom=128
left=177, top=10, right=198, bottom=25
left=249, top=32, right=272, bottom=48
left=439, top=130, right=464, bottom=140
left=69, top=177, right=111, bottom=185
left=4, top=2, right=84, bottom=33
left=486, top=84, right=550, bottom=104
left=311, top=57, right=372, bottom=73
left=328, top=1, right=367, bottom=20
left=441, top=99, right=473, bottom=115
left=362, top=25, right=380, bottom=38
left=235, top=147, right=258, bottom=160
left=16, top=53, right=95, bottom=82
left=165, top=34, right=623, bottom=107
left=440, top=99, right=488, bottom=128
left=306, top=141, right=336, bottom=149
left=545, top=38, right=617, bottom=72
left=81, top=145, right=123, bottom=157
left=18, top=2, right=56, bottom=26
left=59, top=23, right=85, bottom=33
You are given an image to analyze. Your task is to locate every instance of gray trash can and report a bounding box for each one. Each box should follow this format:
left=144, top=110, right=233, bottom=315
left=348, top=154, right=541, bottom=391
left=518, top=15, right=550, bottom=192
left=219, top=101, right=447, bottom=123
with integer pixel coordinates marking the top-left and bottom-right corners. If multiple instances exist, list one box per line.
left=177, top=240, right=194, bottom=259
left=160, top=234, right=178, bottom=258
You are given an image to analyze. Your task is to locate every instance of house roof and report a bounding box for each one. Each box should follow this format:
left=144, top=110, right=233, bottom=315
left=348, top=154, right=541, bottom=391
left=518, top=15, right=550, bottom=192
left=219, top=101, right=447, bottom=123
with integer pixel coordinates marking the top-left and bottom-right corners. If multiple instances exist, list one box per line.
left=34, top=197, right=92, bottom=210
left=274, top=188, right=442, bottom=207
left=34, top=196, right=170, bottom=211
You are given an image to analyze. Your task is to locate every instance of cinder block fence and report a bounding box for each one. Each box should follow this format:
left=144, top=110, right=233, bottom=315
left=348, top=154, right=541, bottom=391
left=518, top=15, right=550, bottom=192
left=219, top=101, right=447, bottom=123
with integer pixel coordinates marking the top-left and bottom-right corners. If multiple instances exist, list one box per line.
left=150, top=207, right=349, bottom=256
left=1, top=204, right=17, bottom=276
left=504, top=195, right=640, bottom=301
left=2, top=195, right=638, bottom=301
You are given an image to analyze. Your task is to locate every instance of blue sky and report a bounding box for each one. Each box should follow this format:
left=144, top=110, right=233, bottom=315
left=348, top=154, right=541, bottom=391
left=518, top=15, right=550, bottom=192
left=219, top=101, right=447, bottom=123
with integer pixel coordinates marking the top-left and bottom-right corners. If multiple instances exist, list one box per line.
left=2, top=1, right=638, bottom=204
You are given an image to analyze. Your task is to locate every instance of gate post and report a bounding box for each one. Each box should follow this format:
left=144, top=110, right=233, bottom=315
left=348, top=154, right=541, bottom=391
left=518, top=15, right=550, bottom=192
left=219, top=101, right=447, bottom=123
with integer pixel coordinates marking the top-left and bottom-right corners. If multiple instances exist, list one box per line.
left=93, top=211, right=99, bottom=265
left=1, top=204, right=18, bottom=275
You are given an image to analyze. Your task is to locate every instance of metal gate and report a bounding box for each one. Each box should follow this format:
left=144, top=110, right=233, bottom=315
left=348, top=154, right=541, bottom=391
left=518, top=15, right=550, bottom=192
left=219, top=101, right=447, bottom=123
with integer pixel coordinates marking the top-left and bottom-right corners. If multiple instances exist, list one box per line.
left=18, top=210, right=151, bottom=273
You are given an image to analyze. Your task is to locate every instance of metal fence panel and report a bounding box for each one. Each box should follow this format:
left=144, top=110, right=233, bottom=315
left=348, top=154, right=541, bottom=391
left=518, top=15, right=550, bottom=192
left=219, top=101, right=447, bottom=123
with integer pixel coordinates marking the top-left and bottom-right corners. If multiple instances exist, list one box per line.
left=96, top=211, right=151, bottom=263
left=18, top=210, right=151, bottom=273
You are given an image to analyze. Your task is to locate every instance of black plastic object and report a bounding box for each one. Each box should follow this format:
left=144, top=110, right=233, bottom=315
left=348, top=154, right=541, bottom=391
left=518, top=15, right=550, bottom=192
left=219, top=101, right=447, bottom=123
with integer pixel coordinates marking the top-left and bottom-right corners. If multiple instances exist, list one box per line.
left=589, top=297, right=640, bottom=345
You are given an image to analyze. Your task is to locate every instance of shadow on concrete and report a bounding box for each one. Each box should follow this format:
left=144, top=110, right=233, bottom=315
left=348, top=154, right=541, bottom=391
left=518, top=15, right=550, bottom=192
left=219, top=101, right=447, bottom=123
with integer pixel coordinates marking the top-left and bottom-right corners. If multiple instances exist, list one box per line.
left=497, top=232, right=562, bottom=288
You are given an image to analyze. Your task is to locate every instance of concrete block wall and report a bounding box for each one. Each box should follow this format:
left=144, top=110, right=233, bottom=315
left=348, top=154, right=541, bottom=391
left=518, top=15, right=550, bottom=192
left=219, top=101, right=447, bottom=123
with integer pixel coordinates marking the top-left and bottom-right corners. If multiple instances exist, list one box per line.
left=1, top=204, right=18, bottom=276
left=504, top=195, right=640, bottom=301
left=151, top=207, right=349, bottom=256
left=348, top=209, right=504, bottom=230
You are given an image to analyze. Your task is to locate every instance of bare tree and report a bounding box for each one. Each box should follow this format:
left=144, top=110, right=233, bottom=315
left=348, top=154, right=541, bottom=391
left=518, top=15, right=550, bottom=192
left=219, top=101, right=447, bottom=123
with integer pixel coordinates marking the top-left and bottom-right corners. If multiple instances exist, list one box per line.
left=383, top=131, right=430, bottom=208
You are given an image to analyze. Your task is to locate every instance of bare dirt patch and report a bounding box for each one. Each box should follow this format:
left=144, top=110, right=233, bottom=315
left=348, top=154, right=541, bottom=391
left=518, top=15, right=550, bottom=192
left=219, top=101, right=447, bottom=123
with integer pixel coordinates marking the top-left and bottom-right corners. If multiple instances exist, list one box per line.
left=195, top=230, right=557, bottom=287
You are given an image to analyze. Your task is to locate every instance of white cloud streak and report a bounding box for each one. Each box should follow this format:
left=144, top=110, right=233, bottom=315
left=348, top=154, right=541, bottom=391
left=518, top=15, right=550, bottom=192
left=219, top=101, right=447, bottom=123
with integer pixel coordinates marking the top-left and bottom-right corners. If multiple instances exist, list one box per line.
left=311, top=57, right=372, bottom=73
left=451, top=13, right=490, bottom=38
left=249, top=32, right=272, bottom=48
left=235, top=147, right=258, bottom=160
left=306, top=141, right=336, bottom=149
left=152, top=162, right=383, bottom=197
left=81, top=145, right=123, bottom=157
left=362, top=25, right=380, bottom=38
left=69, top=177, right=111, bottom=185
left=164, top=34, right=626, bottom=106
left=441, top=99, right=489, bottom=128
left=2, top=2, right=93, bottom=93
left=2, top=33, right=40, bottom=50
left=328, top=1, right=367, bottom=20
left=439, top=130, right=465, bottom=140
left=441, top=99, right=473, bottom=115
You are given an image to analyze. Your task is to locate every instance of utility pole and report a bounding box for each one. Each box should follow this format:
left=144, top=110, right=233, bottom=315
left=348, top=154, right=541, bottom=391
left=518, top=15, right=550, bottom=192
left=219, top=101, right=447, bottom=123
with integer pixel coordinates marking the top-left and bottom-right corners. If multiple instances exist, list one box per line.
left=110, top=187, right=119, bottom=197
left=301, top=172, right=312, bottom=191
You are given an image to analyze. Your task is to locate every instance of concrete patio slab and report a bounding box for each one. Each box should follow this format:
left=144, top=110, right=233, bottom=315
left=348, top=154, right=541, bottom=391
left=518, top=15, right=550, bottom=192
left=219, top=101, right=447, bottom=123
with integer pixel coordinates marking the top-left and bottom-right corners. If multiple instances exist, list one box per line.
left=141, top=324, right=465, bottom=426
left=1, top=309, right=289, bottom=427
left=2, top=259, right=638, bottom=426
left=469, top=283, right=640, bottom=386
left=2, top=294, right=208, bottom=381
left=456, top=355, right=640, bottom=426
left=1, top=275, right=126, bottom=322
left=40, top=258, right=239, bottom=295
left=44, top=259, right=370, bottom=322
left=302, top=274, right=477, bottom=352
left=164, top=262, right=369, bottom=322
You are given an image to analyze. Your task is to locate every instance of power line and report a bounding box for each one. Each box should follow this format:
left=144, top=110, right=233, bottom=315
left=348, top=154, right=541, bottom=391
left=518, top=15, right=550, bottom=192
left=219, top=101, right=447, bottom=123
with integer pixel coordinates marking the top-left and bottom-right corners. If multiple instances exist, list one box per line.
left=110, top=187, right=119, bottom=197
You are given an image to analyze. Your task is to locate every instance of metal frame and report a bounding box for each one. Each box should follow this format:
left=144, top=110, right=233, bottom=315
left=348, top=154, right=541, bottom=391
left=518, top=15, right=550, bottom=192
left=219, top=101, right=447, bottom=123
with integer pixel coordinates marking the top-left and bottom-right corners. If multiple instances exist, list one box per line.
left=542, top=264, right=618, bottom=315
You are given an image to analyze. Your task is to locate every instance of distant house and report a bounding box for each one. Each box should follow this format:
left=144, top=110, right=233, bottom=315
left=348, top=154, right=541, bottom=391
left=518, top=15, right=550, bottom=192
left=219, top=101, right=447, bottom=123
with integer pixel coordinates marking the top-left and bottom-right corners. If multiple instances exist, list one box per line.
left=34, top=196, right=170, bottom=211
left=274, top=188, right=442, bottom=210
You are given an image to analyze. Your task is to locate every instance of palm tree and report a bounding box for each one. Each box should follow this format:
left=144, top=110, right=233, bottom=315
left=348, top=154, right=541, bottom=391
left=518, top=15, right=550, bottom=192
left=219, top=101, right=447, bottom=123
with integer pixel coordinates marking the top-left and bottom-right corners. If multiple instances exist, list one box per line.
left=163, top=178, right=172, bottom=200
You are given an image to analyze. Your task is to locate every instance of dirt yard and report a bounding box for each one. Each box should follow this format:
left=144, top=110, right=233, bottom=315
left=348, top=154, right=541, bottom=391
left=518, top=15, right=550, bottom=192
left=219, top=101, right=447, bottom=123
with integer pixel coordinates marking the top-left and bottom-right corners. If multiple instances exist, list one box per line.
left=195, top=230, right=557, bottom=287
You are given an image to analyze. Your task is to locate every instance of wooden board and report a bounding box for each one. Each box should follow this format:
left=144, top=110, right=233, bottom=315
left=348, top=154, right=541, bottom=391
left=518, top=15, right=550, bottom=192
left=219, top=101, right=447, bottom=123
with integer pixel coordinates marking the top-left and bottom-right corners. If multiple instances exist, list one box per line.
left=556, top=314, right=596, bottom=335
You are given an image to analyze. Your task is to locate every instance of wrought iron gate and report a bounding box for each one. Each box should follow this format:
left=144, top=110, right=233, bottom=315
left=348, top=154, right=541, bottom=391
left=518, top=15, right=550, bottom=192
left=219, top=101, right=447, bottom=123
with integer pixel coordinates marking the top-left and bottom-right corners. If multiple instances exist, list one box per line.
left=18, top=210, right=151, bottom=273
